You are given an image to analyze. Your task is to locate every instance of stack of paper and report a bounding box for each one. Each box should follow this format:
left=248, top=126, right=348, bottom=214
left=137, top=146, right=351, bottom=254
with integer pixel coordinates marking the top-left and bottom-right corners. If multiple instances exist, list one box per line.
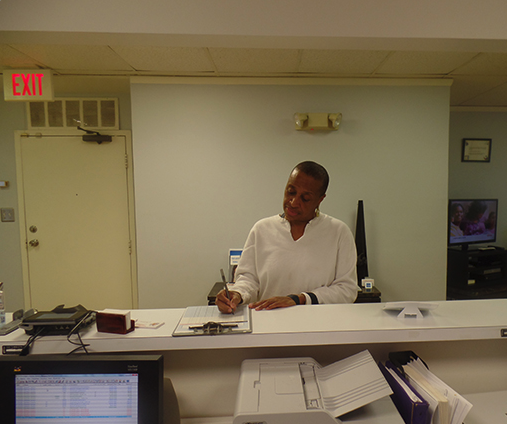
left=316, top=350, right=393, bottom=417
left=172, top=305, right=252, bottom=336
left=401, top=358, right=472, bottom=424
left=379, top=361, right=429, bottom=424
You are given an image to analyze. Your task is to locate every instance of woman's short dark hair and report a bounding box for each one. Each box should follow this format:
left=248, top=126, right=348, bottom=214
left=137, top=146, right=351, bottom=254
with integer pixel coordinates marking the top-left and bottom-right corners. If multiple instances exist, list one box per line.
left=466, top=200, right=487, bottom=219
left=293, top=161, right=329, bottom=195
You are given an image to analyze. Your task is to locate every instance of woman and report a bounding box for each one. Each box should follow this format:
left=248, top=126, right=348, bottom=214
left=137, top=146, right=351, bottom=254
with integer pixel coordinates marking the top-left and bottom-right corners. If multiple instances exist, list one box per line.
left=462, top=200, right=487, bottom=236
left=450, top=203, right=464, bottom=238
left=216, top=161, right=358, bottom=313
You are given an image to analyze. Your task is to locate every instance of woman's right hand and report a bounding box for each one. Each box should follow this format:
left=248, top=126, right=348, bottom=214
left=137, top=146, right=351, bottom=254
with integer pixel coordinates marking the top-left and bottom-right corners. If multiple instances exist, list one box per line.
left=215, top=289, right=242, bottom=314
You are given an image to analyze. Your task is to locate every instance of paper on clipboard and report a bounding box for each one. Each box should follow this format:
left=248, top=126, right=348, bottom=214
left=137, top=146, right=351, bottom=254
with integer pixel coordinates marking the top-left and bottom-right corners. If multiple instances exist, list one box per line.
left=172, top=305, right=252, bottom=336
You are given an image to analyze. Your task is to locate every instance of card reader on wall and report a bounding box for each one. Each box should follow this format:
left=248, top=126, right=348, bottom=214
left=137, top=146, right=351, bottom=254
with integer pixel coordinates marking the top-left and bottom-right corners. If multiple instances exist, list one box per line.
left=233, top=350, right=392, bottom=424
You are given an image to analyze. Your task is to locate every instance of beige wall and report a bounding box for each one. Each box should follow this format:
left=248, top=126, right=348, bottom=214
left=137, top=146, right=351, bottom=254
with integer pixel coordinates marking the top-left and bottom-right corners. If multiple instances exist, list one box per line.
left=132, top=78, right=450, bottom=308
left=449, top=111, right=507, bottom=247
left=0, top=96, right=26, bottom=310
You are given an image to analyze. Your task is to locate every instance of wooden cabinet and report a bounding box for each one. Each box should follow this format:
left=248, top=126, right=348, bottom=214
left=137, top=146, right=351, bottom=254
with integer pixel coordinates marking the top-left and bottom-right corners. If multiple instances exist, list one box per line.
left=447, top=248, right=507, bottom=299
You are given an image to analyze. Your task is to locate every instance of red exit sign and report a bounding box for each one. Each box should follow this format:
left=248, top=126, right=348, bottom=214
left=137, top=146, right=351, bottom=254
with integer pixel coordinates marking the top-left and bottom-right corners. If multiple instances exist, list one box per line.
left=3, top=69, right=54, bottom=101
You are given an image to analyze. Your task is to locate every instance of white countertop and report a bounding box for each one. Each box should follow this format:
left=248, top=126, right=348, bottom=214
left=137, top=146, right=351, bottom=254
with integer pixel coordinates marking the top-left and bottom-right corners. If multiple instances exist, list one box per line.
left=1, top=299, right=506, bottom=354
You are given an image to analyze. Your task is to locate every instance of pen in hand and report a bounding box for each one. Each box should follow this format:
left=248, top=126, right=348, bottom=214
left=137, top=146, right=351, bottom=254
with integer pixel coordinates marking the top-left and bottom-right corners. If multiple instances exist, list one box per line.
left=220, top=268, right=234, bottom=314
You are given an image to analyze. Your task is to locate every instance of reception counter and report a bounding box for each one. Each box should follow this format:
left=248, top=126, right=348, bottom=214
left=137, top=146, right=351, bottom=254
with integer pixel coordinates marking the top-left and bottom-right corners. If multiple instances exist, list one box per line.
left=1, top=299, right=506, bottom=423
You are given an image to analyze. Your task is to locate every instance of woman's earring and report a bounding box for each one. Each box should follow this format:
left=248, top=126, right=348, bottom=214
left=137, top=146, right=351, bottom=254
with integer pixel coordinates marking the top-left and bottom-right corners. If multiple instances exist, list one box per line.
left=315, top=208, right=320, bottom=217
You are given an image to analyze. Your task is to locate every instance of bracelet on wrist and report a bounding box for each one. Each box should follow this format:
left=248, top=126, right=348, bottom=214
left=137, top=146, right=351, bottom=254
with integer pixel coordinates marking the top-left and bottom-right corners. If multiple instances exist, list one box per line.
left=287, top=294, right=300, bottom=305
left=306, top=292, right=319, bottom=305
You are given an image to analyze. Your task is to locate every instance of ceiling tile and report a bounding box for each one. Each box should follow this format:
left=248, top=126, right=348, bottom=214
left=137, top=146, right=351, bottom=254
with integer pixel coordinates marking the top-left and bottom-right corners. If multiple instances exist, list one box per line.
left=376, top=51, right=479, bottom=75
left=451, top=52, right=507, bottom=75
left=450, top=75, right=507, bottom=106
left=299, top=50, right=389, bottom=74
left=208, top=48, right=300, bottom=74
left=54, top=69, right=138, bottom=76
left=0, top=44, right=44, bottom=69
left=10, top=44, right=134, bottom=71
left=3, top=40, right=507, bottom=107
left=110, top=46, right=214, bottom=72
left=461, top=80, right=507, bottom=106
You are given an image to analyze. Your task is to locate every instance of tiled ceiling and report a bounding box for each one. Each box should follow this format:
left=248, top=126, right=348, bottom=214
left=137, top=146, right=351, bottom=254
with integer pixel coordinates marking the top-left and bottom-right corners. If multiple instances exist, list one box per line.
left=2, top=43, right=507, bottom=107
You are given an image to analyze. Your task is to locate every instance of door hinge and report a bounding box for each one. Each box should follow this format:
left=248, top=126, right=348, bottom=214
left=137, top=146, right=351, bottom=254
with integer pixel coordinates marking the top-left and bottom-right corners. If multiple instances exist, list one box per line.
left=125, top=154, right=129, bottom=169
left=129, top=240, right=132, bottom=254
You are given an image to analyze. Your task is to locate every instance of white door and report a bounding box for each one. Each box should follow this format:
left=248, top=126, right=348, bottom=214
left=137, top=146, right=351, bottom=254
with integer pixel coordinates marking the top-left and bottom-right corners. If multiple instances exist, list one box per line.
left=16, top=130, right=137, bottom=311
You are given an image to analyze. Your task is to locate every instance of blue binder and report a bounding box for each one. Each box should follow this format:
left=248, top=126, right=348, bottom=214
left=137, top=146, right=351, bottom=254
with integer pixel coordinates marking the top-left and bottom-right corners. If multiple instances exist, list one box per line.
left=379, top=361, right=430, bottom=424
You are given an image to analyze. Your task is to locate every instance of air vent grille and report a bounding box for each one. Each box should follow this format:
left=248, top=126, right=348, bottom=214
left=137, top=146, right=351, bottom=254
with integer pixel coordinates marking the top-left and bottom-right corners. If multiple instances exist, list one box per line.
left=27, top=98, right=119, bottom=129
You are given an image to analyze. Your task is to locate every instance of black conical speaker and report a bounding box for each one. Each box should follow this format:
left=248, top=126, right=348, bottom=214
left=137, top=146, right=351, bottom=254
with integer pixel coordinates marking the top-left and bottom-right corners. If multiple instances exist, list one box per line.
left=355, top=200, right=368, bottom=285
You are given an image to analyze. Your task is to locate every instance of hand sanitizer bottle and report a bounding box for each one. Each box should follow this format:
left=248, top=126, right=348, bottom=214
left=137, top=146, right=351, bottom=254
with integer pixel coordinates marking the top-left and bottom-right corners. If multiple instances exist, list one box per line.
left=0, top=282, right=5, bottom=327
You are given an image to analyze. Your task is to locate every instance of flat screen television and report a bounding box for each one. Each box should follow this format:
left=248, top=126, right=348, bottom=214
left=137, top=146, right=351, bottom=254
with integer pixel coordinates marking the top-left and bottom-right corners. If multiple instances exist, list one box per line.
left=448, top=199, right=498, bottom=250
left=0, top=354, right=164, bottom=424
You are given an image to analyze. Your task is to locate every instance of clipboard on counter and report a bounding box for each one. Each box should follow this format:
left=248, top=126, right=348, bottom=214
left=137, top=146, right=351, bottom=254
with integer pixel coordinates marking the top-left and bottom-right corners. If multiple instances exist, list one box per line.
left=172, top=305, right=252, bottom=336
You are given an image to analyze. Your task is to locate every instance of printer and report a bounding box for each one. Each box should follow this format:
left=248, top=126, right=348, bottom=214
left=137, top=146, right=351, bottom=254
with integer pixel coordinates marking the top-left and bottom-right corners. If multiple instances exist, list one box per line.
left=233, top=350, right=392, bottom=424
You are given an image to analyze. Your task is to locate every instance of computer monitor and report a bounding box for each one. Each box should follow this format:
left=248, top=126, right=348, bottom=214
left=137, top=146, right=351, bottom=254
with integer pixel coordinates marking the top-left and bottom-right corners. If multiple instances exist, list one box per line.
left=0, top=354, right=164, bottom=424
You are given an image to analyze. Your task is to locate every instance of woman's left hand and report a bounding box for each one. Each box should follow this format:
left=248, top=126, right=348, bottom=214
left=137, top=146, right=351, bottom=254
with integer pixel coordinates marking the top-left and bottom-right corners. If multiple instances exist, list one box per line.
left=249, top=296, right=298, bottom=310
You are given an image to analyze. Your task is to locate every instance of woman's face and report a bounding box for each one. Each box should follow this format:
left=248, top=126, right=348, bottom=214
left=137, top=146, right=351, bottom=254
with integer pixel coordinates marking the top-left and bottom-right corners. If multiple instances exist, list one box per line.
left=453, top=205, right=464, bottom=223
left=283, top=170, right=326, bottom=225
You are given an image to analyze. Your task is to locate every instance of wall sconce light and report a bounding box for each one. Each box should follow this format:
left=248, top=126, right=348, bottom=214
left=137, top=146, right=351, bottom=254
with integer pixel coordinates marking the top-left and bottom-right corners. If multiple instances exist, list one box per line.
left=294, top=112, right=342, bottom=131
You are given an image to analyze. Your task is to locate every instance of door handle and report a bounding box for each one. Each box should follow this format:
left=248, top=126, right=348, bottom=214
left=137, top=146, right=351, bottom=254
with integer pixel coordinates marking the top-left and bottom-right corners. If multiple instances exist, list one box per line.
left=29, top=239, right=39, bottom=247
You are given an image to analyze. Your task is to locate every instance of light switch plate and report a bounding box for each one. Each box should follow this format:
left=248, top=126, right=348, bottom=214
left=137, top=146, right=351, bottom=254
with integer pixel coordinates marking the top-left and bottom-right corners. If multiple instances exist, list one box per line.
left=1, top=208, right=15, bottom=222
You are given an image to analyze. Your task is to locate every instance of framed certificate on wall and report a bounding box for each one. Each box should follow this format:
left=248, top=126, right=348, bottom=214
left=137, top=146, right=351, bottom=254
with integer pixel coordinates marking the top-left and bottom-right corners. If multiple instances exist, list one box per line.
left=462, top=138, right=492, bottom=162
